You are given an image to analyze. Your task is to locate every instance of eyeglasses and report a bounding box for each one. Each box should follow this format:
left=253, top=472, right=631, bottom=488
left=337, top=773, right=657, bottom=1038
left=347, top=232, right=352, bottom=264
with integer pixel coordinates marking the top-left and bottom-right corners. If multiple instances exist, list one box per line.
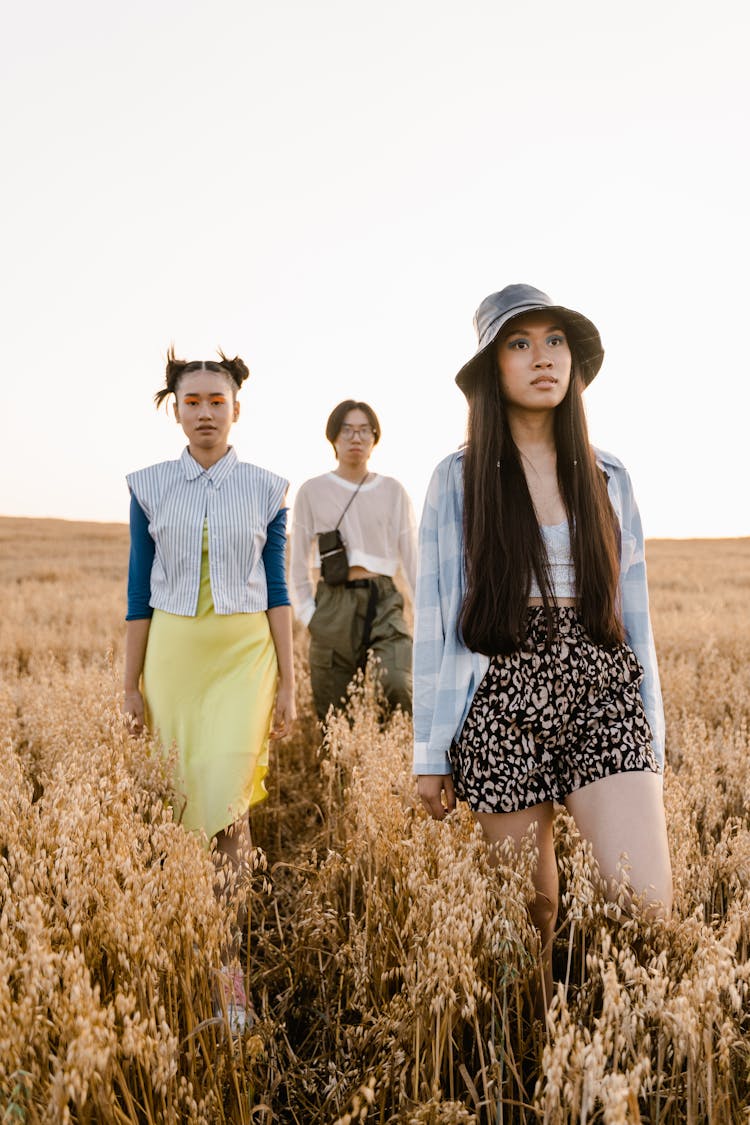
left=339, top=424, right=375, bottom=440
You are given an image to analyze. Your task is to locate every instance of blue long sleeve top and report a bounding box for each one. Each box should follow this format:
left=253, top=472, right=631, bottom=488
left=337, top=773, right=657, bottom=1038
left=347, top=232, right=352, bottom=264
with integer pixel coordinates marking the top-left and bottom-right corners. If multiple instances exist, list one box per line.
left=126, top=494, right=291, bottom=620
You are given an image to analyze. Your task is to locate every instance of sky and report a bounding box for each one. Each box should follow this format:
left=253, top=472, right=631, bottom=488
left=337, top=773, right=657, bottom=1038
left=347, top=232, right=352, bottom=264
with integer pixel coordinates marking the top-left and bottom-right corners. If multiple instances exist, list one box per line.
left=2, top=0, right=749, bottom=538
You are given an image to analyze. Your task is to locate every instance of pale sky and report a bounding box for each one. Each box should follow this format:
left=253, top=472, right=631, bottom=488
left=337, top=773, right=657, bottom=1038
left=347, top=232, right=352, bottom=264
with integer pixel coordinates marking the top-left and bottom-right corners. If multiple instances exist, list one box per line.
left=3, top=0, right=748, bottom=537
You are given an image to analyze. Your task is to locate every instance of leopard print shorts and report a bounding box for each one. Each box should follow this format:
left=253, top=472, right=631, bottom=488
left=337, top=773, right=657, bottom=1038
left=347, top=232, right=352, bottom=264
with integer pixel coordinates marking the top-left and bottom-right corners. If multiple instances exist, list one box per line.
left=449, top=607, right=660, bottom=813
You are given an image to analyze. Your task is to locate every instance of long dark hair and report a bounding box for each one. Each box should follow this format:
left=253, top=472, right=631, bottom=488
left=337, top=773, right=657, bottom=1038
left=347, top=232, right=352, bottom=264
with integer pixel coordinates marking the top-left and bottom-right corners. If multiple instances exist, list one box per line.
left=459, top=347, right=624, bottom=654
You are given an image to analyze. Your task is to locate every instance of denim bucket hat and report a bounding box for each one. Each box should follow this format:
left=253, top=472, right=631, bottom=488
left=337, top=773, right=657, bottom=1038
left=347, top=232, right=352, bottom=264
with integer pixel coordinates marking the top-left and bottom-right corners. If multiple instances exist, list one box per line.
left=455, top=283, right=605, bottom=396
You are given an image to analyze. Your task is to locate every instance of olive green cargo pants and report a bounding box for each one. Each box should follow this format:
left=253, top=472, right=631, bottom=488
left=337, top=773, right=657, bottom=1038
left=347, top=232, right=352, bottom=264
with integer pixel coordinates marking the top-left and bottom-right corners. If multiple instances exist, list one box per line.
left=308, top=576, right=412, bottom=720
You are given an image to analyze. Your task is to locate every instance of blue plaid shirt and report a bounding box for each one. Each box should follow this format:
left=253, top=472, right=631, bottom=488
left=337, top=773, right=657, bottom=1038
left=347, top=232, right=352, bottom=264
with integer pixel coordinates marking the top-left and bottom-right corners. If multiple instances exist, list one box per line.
left=413, top=447, right=665, bottom=775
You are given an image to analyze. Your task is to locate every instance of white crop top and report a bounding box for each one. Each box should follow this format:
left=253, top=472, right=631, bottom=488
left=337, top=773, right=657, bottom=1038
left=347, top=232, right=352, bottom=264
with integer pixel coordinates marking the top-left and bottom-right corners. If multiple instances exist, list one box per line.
left=528, top=521, right=577, bottom=599
left=290, top=471, right=417, bottom=626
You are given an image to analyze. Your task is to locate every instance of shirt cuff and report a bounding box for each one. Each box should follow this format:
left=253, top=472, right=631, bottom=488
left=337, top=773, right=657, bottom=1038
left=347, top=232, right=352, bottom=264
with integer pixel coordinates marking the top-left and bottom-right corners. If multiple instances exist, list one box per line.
left=298, top=599, right=316, bottom=627
left=412, top=741, right=451, bottom=775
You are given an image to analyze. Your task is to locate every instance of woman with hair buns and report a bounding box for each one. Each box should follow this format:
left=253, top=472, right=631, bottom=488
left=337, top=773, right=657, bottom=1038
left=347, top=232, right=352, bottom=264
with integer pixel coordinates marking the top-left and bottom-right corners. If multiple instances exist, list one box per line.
left=123, top=347, right=295, bottom=1032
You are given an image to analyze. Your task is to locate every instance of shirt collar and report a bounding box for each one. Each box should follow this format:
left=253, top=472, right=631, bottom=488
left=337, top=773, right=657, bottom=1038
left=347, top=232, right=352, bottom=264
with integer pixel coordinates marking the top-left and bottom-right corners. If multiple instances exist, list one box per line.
left=180, top=445, right=238, bottom=487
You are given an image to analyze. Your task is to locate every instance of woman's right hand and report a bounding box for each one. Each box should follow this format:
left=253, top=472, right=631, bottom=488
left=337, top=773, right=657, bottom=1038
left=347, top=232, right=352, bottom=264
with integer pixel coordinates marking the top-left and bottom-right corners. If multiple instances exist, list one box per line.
left=417, top=774, right=456, bottom=820
left=122, top=689, right=146, bottom=735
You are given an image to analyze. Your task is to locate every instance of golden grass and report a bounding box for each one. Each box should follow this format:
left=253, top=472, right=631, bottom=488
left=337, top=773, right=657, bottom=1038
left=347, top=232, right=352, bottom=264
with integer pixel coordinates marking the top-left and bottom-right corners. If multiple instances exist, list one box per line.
left=1, top=517, right=749, bottom=1123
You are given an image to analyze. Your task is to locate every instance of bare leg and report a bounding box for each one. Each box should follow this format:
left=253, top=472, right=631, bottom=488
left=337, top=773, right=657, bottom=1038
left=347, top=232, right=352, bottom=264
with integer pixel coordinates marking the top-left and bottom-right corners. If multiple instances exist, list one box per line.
left=564, top=771, right=672, bottom=919
left=214, top=812, right=252, bottom=872
left=476, top=802, right=558, bottom=1012
left=213, top=813, right=252, bottom=958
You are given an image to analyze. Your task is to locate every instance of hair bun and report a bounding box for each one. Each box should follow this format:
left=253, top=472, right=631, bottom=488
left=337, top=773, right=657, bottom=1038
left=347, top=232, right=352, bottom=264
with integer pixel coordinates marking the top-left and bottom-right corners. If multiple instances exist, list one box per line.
left=154, top=344, right=189, bottom=407
left=218, top=351, right=250, bottom=388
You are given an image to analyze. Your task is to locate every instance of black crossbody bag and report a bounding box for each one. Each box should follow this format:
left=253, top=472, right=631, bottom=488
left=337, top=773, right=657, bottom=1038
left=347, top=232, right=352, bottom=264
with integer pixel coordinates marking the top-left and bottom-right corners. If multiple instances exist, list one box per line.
left=318, top=475, right=368, bottom=585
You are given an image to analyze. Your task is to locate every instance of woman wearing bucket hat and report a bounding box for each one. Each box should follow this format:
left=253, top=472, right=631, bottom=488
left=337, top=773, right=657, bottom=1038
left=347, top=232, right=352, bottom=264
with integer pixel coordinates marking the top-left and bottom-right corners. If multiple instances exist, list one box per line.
left=413, top=284, right=671, bottom=1007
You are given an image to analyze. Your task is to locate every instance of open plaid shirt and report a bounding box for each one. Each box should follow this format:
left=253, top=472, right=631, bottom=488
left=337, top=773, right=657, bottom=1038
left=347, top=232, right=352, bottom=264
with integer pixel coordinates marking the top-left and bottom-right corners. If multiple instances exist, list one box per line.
left=413, top=447, right=665, bottom=775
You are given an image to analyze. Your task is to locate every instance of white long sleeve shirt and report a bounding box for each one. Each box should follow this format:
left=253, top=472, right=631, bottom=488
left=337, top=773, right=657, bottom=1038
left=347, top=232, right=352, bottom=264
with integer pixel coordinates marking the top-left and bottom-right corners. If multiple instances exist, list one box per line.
left=290, top=472, right=418, bottom=626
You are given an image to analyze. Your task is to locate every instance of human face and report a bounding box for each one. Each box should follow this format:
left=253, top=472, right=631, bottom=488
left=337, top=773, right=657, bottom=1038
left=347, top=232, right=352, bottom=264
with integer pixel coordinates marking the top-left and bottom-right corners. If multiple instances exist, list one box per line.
left=496, top=311, right=572, bottom=414
left=173, top=369, right=239, bottom=467
left=333, top=408, right=376, bottom=469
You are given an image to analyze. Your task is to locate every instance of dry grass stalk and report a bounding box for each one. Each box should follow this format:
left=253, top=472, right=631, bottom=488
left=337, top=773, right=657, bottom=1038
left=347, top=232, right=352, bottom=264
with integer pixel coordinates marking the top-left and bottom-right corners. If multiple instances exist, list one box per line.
left=1, top=518, right=749, bottom=1122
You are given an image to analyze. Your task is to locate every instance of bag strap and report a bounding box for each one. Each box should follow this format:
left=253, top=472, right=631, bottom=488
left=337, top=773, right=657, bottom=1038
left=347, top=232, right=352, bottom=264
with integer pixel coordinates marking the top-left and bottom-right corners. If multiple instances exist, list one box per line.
left=334, top=473, right=369, bottom=531
left=357, top=580, right=379, bottom=670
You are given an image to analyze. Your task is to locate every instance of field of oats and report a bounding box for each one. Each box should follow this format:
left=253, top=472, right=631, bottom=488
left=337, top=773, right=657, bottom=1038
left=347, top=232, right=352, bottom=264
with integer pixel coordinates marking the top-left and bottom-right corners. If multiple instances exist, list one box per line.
left=1, top=516, right=749, bottom=1124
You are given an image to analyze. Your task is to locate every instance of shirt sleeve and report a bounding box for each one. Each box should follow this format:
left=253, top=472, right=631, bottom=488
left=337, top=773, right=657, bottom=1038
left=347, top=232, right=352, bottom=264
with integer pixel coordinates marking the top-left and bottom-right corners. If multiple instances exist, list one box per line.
left=289, top=485, right=317, bottom=627
left=397, top=482, right=418, bottom=598
left=126, top=493, right=155, bottom=621
left=262, top=507, right=291, bottom=609
left=618, top=470, right=666, bottom=769
left=412, top=464, right=450, bottom=774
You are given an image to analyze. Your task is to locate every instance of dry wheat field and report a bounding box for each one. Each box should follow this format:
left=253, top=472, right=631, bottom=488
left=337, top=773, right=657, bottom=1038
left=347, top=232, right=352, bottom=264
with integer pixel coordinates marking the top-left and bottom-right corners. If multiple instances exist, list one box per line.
left=1, top=517, right=749, bottom=1124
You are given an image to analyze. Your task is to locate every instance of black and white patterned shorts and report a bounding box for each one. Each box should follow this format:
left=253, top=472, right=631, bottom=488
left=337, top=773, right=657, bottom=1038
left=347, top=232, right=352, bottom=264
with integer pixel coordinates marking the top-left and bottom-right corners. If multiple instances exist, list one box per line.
left=449, top=607, right=660, bottom=814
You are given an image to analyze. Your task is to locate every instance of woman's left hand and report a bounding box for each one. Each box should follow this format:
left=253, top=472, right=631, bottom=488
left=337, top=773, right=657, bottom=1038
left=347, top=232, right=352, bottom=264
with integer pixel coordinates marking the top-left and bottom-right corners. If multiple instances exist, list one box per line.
left=270, top=680, right=296, bottom=740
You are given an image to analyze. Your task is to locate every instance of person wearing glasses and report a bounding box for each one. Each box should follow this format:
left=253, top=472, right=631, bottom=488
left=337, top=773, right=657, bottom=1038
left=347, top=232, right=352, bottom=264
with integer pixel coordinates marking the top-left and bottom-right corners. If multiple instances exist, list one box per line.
left=123, top=348, right=296, bottom=1032
left=290, top=399, right=417, bottom=720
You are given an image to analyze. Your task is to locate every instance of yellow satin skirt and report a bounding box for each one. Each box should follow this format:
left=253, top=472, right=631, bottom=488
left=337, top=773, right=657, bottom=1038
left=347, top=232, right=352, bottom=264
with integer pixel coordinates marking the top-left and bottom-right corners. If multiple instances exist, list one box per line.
left=143, top=528, right=277, bottom=841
